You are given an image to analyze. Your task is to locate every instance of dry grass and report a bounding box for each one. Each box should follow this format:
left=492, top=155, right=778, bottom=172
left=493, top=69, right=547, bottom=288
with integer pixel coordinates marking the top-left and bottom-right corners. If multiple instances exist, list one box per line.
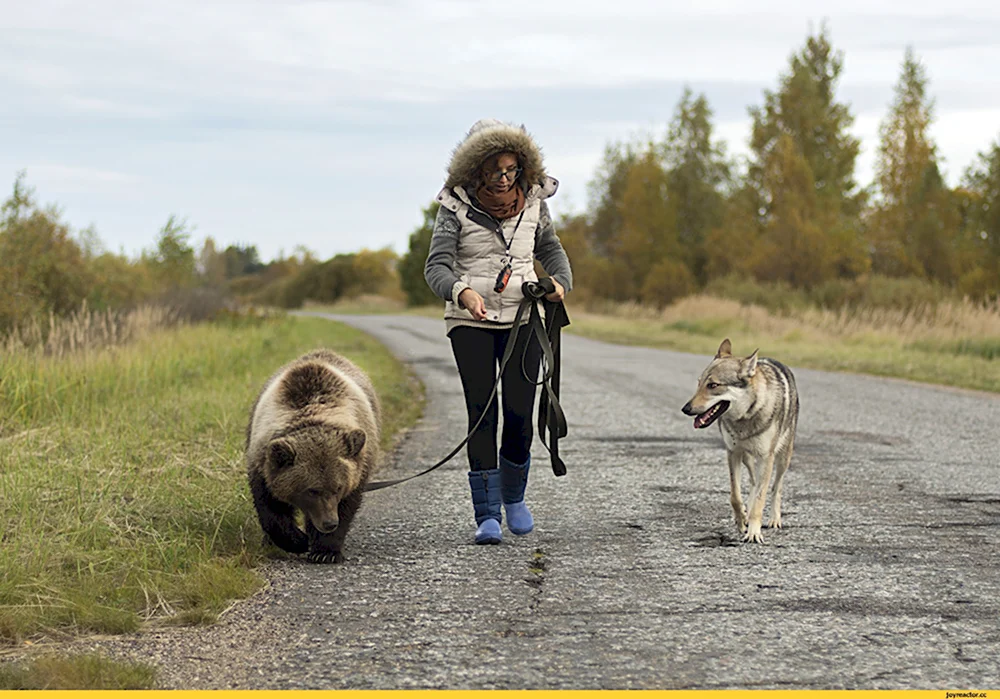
left=302, top=293, right=408, bottom=314
left=569, top=294, right=1000, bottom=392
left=591, top=294, right=1000, bottom=344
left=302, top=294, right=444, bottom=318
left=2, top=303, right=180, bottom=358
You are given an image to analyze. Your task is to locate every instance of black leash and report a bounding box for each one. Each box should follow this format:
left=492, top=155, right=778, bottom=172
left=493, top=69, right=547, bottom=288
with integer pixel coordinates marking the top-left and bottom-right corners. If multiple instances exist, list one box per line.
left=535, top=290, right=569, bottom=476
left=365, top=278, right=569, bottom=492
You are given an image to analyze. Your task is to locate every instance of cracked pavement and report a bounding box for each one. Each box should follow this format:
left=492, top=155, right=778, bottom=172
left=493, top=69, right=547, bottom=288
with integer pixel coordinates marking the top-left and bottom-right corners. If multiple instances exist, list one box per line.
left=70, top=313, right=1000, bottom=689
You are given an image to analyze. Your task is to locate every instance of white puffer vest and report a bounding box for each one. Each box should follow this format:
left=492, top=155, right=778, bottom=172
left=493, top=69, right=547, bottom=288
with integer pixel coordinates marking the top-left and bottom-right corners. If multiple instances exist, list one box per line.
left=435, top=177, right=558, bottom=325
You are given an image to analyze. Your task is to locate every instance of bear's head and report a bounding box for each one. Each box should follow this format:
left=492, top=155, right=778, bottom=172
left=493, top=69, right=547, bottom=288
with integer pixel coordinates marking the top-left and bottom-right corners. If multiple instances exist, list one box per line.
left=263, top=426, right=367, bottom=533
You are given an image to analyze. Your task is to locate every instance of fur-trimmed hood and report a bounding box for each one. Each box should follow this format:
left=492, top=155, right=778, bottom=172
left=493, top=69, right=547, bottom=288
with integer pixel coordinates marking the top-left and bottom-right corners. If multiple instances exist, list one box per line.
left=444, top=119, right=548, bottom=190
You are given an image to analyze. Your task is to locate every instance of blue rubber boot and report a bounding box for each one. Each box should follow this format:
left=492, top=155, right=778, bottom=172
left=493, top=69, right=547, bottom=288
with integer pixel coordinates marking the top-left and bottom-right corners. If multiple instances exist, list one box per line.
left=500, top=454, right=533, bottom=535
left=468, top=469, right=502, bottom=545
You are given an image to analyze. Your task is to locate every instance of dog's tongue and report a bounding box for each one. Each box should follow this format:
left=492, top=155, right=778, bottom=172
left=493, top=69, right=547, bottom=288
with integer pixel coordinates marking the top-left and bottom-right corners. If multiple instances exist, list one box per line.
left=693, top=413, right=709, bottom=429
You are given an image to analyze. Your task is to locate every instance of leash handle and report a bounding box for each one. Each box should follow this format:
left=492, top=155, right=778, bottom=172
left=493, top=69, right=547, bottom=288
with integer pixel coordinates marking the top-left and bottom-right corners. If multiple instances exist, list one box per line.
left=523, top=277, right=556, bottom=299
left=365, top=296, right=534, bottom=492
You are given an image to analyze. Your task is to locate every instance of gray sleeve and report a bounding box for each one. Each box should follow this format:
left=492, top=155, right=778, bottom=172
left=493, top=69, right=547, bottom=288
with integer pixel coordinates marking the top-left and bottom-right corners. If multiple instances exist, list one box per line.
left=533, top=201, right=574, bottom=293
left=423, top=206, right=471, bottom=305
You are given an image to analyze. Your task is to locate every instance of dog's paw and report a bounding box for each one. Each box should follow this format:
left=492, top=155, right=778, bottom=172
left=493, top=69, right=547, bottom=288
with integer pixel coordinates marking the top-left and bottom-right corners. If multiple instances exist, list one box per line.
left=767, top=516, right=782, bottom=529
left=306, top=550, right=344, bottom=564
left=743, top=522, right=765, bottom=544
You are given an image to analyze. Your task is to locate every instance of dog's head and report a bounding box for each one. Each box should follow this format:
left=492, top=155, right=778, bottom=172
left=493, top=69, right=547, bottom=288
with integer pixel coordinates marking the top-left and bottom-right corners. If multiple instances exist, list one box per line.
left=681, top=339, right=759, bottom=429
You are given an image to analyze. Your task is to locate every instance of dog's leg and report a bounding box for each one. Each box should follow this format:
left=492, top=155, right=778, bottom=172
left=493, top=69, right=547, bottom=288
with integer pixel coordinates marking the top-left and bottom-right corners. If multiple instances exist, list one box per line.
left=742, top=453, right=756, bottom=487
left=768, top=438, right=794, bottom=529
left=728, top=450, right=747, bottom=536
left=745, top=451, right=775, bottom=544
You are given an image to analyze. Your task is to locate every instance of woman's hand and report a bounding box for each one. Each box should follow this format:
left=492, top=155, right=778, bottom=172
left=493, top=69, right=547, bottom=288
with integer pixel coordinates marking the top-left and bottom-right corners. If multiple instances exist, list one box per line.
left=458, top=288, right=488, bottom=320
left=545, top=279, right=565, bottom=303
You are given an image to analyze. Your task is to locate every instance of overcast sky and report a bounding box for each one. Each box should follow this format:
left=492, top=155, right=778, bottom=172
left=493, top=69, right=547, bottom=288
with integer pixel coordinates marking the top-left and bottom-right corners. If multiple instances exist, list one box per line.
left=3, top=0, right=1000, bottom=262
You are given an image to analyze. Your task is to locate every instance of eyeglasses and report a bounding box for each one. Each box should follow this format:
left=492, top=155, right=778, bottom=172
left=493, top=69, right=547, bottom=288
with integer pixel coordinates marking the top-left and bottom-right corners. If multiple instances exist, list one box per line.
left=486, top=167, right=522, bottom=183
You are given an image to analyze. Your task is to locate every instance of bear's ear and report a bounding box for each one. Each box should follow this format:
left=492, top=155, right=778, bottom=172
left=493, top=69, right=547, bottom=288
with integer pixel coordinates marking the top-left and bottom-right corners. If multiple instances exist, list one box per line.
left=343, top=429, right=366, bottom=458
left=268, top=439, right=296, bottom=470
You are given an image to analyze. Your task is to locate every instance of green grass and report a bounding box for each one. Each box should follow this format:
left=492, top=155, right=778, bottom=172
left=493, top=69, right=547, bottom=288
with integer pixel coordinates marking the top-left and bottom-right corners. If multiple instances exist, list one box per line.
left=0, top=653, right=157, bottom=690
left=301, top=294, right=443, bottom=318
left=0, top=314, right=423, bottom=649
left=908, top=337, right=1000, bottom=361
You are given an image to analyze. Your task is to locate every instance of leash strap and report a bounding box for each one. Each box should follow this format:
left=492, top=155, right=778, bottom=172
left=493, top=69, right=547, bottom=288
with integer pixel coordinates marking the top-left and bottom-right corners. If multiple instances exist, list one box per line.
left=534, top=295, right=569, bottom=476
left=365, top=280, right=569, bottom=491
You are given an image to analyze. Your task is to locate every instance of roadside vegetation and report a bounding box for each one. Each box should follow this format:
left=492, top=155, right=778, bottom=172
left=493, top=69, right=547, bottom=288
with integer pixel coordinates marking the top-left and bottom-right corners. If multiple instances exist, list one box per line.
left=0, top=312, right=422, bottom=686
left=0, top=654, right=157, bottom=690
left=568, top=289, right=1000, bottom=393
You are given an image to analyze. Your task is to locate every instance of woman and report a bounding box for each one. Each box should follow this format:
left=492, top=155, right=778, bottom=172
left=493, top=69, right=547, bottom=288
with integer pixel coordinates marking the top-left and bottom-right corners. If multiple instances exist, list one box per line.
left=424, top=118, right=573, bottom=545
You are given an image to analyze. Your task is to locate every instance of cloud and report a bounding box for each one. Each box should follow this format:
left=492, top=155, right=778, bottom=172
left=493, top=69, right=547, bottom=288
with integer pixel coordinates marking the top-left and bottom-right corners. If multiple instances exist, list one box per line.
left=19, top=165, right=139, bottom=193
left=2, top=0, right=999, bottom=261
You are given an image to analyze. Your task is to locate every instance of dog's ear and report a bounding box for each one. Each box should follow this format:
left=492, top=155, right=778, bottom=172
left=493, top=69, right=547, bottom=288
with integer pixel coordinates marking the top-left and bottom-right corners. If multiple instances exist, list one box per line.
left=716, top=338, right=732, bottom=358
left=742, top=349, right=759, bottom=378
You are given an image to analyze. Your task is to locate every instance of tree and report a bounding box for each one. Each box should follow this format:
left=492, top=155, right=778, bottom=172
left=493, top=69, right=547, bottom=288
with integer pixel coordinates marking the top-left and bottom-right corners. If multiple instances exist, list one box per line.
left=223, top=244, right=264, bottom=278
left=662, top=88, right=732, bottom=283
left=587, top=143, right=641, bottom=259
left=614, top=147, right=679, bottom=299
left=960, top=137, right=1000, bottom=296
left=0, top=170, right=32, bottom=228
left=76, top=225, right=105, bottom=259
left=398, top=202, right=442, bottom=307
left=148, top=215, right=196, bottom=290
left=704, top=185, right=762, bottom=280
left=197, top=237, right=227, bottom=287
left=585, top=141, right=681, bottom=301
left=750, top=25, right=861, bottom=215
left=0, top=174, right=90, bottom=330
left=549, top=213, right=598, bottom=301
left=746, top=25, right=868, bottom=285
left=86, top=251, right=156, bottom=310
left=870, top=47, right=959, bottom=282
left=750, top=133, right=833, bottom=286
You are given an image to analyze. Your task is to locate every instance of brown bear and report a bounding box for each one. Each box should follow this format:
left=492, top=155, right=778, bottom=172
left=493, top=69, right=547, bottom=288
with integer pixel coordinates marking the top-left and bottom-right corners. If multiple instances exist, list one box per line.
left=245, top=349, right=381, bottom=563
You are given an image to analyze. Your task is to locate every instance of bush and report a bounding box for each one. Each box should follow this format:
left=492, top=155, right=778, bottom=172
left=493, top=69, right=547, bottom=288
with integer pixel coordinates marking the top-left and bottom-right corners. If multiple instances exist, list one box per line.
left=156, top=286, right=236, bottom=323
left=707, top=274, right=811, bottom=314
left=707, top=273, right=958, bottom=313
left=641, top=258, right=695, bottom=308
left=245, top=249, right=399, bottom=309
left=958, top=265, right=1000, bottom=301
left=849, top=274, right=954, bottom=310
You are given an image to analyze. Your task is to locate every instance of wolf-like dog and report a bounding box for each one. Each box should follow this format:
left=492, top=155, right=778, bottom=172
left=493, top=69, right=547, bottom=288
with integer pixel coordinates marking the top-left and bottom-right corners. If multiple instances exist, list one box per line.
left=681, top=339, right=799, bottom=544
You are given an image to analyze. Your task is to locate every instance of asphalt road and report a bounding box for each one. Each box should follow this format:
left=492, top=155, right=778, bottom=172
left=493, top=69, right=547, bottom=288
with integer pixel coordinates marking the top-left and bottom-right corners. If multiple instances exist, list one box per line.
left=80, top=312, right=1000, bottom=689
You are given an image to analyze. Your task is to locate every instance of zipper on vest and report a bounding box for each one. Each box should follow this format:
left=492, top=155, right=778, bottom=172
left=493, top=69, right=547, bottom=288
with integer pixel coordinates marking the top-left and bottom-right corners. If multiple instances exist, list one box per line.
left=465, top=204, right=526, bottom=250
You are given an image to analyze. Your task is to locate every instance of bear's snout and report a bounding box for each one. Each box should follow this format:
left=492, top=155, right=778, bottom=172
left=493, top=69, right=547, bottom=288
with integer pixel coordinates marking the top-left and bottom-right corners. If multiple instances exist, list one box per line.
left=317, top=517, right=339, bottom=533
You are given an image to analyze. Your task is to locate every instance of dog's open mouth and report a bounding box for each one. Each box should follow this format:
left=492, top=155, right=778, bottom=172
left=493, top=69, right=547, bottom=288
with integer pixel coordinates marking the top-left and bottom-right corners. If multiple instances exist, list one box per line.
left=694, top=401, right=729, bottom=429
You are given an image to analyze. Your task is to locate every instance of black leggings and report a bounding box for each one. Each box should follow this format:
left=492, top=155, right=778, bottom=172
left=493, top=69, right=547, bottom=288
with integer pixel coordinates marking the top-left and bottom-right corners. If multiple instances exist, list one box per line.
left=450, top=324, right=542, bottom=471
